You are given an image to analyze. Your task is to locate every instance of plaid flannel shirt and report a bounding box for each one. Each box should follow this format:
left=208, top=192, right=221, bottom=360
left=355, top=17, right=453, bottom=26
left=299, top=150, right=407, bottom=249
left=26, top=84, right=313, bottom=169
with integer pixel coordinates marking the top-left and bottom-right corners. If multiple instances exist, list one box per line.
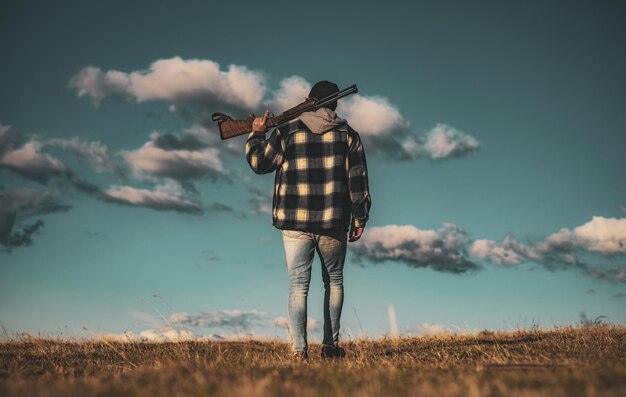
left=246, top=117, right=371, bottom=232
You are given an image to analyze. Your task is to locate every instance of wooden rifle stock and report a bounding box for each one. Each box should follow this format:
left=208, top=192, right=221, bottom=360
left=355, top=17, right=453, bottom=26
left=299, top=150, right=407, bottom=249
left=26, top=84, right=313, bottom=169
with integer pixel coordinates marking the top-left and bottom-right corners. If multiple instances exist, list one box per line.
left=211, top=84, right=358, bottom=140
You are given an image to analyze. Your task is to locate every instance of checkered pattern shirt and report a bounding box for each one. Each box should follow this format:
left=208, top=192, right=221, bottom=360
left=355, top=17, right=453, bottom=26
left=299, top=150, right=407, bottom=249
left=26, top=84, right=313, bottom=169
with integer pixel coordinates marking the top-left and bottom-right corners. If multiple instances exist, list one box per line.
left=246, top=118, right=371, bottom=232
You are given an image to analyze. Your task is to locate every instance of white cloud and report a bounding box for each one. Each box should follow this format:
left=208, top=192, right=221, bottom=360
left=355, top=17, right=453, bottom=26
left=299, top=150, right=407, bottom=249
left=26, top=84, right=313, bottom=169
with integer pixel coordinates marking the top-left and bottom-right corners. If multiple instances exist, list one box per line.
left=1, top=124, right=72, bottom=184
left=207, top=332, right=271, bottom=341
left=351, top=223, right=480, bottom=273
left=122, top=132, right=224, bottom=181
left=266, top=75, right=311, bottom=111
left=161, top=310, right=322, bottom=336
left=69, top=57, right=266, bottom=110
left=470, top=236, right=532, bottom=266
left=471, top=216, right=626, bottom=282
left=136, top=328, right=195, bottom=342
left=168, top=309, right=267, bottom=330
left=68, top=62, right=482, bottom=161
left=0, top=139, right=66, bottom=183
left=1, top=141, right=64, bottom=171
left=93, top=329, right=287, bottom=342
left=472, top=217, right=626, bottom=265
left=337, top=94, right=409, bottom=137
left=104, top=179, right=202, bottom=214
left=404, top=323, right=451, bottom=336
left=402, top=123, right=480, bottom=159
left=572, top=216, right=626, bottom=255
left=1, top=124, right=224, bottom=215
left=67, top=67, right=131, bottom=106
left=354, top=217, right=626, bottom=282
left=45, top=137, right=125, bottom=175
left=96, top=328, right=195, bottom=342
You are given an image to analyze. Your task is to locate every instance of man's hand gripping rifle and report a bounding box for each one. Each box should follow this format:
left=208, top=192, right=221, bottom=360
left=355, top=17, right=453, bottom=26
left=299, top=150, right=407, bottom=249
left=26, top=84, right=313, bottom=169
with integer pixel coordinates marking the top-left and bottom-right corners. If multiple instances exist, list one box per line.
left=211, top=84, right=358, bottom=140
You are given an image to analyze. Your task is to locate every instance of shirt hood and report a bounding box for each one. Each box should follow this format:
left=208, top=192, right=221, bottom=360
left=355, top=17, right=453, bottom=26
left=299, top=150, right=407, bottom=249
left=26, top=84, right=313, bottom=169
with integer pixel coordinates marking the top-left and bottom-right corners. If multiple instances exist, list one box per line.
left=298, top=108, right=347, bottom=134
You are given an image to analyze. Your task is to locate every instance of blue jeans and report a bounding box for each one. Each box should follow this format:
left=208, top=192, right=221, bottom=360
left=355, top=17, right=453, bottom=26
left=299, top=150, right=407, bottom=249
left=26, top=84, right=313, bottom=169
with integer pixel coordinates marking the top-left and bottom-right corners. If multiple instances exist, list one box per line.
left=281, top=229, right=347, bottom=353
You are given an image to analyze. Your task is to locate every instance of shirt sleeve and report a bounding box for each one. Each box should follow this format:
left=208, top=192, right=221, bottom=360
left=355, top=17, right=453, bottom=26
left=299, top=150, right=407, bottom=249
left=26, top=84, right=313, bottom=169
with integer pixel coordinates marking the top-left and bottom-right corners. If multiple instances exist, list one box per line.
left=346, top=127, right=371, bottom=228
left=245, top=128, right=284, bottom=175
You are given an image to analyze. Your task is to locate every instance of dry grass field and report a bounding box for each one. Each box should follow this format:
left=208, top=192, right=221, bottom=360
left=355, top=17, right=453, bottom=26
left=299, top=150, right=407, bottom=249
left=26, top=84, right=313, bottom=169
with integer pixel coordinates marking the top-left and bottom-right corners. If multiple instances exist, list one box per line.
left=1, top=325, right=625, bottom=397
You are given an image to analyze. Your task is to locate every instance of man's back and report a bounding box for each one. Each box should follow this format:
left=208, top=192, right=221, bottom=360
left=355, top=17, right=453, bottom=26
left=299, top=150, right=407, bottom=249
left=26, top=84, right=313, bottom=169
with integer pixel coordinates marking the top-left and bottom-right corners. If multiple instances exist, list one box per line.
left=246, top=107, right=370, bottom=233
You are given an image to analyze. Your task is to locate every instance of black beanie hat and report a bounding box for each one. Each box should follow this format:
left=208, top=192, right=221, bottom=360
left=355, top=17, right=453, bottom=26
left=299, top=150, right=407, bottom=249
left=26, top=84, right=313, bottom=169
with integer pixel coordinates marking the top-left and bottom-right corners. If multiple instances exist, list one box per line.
left=308, top=80, right=340, bottom=111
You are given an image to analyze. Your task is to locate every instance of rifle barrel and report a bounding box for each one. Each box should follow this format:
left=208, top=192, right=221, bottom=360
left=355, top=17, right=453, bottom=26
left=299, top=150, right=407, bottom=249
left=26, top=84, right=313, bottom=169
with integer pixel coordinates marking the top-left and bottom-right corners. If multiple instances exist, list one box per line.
left=272, top=84, right=358, bottom=127
left=314, top=84, right=358, bottom=110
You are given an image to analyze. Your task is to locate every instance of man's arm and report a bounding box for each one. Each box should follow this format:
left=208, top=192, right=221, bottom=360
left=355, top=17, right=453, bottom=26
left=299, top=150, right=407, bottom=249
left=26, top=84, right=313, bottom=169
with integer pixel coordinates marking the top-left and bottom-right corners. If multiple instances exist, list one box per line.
left=245, top=111, right=284, bottom=174
left=346, top=127, right=371, bottom=241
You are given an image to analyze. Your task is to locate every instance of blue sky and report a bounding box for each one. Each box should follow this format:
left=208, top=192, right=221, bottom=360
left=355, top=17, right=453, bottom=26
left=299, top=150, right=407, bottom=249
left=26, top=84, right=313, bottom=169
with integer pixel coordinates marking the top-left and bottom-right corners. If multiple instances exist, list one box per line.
left=1, top=0, right=625, bottom=341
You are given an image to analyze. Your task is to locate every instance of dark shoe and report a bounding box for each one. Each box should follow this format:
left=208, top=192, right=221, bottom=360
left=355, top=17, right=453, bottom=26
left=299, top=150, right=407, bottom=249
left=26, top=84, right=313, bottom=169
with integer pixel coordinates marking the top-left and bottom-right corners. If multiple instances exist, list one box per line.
left=293, top=351, right=308, bottom=362
left=321, top=345, right=346, bottom=359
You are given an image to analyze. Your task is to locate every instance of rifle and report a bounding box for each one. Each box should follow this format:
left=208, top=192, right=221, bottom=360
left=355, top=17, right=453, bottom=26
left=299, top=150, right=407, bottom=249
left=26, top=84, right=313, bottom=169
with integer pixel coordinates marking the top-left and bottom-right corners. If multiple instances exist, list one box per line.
left=211, top=84, right=358, bottom=140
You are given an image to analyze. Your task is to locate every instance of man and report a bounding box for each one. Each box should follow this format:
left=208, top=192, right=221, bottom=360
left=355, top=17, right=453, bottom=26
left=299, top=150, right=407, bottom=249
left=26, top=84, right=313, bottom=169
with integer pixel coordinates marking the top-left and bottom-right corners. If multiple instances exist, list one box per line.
left=245, top=80, right=371, bottom=360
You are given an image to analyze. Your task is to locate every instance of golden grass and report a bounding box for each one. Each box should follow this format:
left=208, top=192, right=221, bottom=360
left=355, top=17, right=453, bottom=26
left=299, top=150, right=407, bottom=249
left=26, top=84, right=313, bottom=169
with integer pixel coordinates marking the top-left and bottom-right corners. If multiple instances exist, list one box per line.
left=1, top=325, right=625, bottom=396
